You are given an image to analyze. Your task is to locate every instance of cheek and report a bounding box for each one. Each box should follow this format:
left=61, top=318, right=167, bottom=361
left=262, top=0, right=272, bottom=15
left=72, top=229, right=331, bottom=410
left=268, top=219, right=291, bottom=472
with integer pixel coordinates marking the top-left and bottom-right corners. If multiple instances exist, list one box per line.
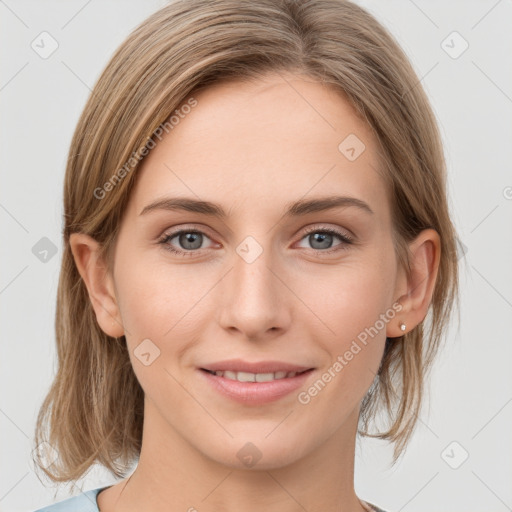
left=302, top=253, right=396, bottom=344
left=294, top=269, right=393, bottom=434
left=313, top=280, right=388, bottom=391
left=300, top=248, right=396, bottom=391
left=115, top=251, right=204, bottom=334
left=114, top=255, right=216, bottom=378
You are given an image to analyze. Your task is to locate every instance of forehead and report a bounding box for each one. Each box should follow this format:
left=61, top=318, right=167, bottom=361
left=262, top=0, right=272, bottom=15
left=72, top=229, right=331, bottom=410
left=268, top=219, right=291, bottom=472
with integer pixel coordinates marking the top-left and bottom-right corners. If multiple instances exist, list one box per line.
left=129, top=72, right=388, bottom=220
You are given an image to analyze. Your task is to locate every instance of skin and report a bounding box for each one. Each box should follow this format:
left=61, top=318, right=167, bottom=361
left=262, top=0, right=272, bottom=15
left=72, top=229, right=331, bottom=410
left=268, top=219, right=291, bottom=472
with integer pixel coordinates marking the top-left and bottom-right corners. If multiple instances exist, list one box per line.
left=70, top=72, right=440, bottom=512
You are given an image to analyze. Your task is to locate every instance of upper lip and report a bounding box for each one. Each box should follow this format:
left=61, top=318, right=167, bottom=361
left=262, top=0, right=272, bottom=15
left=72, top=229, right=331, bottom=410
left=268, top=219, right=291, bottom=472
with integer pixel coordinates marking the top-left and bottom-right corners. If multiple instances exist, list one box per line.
left=200, top=359, right=314, bottom=374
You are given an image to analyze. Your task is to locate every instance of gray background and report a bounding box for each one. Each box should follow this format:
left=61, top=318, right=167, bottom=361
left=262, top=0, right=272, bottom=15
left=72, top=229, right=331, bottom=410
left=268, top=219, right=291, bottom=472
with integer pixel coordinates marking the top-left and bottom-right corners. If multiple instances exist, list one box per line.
left=1, top=1, right=511, bottom=511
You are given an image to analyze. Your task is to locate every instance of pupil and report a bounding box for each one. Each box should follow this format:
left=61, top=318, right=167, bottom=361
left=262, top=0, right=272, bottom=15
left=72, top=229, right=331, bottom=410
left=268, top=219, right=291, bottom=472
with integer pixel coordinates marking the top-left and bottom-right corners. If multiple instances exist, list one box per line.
left=181, top=232, right=201, bottom=250
left=311, top=232, right=331, bottom=249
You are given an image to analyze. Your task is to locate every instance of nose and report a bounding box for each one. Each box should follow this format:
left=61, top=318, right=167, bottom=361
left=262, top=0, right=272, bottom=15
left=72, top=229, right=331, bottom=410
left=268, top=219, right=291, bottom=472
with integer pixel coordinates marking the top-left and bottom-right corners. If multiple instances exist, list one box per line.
left=217, top=242, right=291, bottom=341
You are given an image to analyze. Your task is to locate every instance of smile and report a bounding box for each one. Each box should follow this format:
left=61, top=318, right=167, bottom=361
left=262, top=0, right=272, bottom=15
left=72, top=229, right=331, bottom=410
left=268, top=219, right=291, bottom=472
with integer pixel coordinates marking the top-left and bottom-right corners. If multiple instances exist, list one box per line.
left=199, top=367, right=315, bottom=405
left=202, top=368, right=311, bottom=382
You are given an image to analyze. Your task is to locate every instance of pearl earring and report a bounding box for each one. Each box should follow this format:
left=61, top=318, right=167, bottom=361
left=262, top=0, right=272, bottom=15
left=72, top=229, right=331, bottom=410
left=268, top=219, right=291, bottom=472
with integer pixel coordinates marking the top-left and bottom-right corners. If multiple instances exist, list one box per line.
left=399, top=322, right=406, bottom=332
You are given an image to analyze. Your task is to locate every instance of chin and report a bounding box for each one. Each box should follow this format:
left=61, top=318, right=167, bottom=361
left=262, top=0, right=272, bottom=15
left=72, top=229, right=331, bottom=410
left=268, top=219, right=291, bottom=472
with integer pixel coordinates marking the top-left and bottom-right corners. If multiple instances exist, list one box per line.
left=200, top=436, right=308, bottom=471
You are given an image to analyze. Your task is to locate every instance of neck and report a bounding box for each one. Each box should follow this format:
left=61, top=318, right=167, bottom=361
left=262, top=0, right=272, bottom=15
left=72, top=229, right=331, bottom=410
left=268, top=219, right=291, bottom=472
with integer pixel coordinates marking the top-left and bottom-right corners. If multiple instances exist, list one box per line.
left=101, top=397, right=367, bottom=512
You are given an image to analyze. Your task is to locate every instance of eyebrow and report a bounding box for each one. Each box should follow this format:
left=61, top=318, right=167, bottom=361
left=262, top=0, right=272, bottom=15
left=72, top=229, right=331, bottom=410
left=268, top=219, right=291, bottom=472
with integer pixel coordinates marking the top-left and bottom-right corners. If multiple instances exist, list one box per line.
left=139, top=195, right=374, bottom=218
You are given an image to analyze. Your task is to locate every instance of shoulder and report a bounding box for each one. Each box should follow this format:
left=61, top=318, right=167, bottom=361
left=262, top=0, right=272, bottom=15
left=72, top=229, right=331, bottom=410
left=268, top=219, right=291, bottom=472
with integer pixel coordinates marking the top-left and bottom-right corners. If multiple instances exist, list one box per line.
left=31, top=486, right=110, bottom=512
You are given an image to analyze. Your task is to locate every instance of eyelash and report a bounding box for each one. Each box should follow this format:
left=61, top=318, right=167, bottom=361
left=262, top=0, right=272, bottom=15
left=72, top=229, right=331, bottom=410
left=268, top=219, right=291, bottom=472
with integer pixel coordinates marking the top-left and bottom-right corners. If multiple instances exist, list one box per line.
left=158, top=225, right=353, bottom=257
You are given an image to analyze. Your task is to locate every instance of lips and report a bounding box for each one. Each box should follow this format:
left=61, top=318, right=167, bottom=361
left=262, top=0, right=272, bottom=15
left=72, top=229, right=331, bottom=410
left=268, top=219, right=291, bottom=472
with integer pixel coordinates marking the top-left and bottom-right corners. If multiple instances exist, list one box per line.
left=200, top=359, right=313, bottom=374
left=202, top=368, right=311, bottom=382
left=198, top=362, right=315, bottom=405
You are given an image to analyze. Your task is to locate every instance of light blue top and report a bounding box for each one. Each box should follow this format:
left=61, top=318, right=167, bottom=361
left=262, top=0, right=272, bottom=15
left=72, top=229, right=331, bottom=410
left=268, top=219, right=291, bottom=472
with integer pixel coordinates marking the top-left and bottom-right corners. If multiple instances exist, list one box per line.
left=32, top=485, right=388, bottom=512
left=32, top=486, right=112, bottom=511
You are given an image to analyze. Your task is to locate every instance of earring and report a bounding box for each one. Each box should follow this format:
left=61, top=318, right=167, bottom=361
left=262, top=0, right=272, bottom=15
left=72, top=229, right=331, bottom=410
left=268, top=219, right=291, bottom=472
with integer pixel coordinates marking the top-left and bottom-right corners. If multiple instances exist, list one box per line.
left=399, top=322, right=406, bottom=332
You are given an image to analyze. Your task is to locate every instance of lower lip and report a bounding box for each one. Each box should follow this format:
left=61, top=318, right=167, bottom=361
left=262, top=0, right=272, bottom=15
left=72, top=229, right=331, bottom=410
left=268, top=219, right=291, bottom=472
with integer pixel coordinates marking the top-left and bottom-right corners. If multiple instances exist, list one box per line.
left=198, top=368, right=314, bottom=405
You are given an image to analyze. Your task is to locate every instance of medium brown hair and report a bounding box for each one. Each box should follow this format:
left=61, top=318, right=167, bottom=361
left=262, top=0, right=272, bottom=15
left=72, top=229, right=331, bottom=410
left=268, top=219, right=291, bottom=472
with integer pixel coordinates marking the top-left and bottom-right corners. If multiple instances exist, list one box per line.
left=33, top=0, right=459, bottom=487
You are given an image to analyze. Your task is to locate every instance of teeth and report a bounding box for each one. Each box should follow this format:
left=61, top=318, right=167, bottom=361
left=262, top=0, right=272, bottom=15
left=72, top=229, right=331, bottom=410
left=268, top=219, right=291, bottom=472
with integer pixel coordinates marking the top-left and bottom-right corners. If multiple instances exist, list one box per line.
left=236, top=371, right=254, bottom=382
left=256, top=372, right=276, bottom=382
left=210, top=370, right=303, bottom=382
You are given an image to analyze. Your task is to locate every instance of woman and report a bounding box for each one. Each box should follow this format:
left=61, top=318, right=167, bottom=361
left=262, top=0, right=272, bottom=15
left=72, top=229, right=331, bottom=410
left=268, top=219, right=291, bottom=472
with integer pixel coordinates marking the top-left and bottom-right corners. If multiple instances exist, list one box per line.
left=32, top=0, right=459, bottom=511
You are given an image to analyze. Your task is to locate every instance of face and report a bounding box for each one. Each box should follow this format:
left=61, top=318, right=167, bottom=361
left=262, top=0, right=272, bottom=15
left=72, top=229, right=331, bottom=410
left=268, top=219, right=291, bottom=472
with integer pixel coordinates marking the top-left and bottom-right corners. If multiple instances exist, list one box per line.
left=103, top=73, right=405, bottom=469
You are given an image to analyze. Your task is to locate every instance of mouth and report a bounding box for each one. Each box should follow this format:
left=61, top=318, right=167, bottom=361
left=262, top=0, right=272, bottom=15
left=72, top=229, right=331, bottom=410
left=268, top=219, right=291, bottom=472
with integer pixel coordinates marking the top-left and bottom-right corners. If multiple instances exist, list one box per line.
left=200, top=368, right=313, bottom=382
left=198, top=362, right=316, bottom=405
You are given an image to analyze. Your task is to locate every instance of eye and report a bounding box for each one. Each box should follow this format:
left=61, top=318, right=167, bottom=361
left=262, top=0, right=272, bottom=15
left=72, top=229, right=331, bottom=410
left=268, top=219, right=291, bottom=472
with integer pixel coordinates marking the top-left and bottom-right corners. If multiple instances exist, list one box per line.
left=296, top=226, right=353, bottom=254
left=158, top=225, right=354, bottom=257
left=158, top=229, right=215, bottom=256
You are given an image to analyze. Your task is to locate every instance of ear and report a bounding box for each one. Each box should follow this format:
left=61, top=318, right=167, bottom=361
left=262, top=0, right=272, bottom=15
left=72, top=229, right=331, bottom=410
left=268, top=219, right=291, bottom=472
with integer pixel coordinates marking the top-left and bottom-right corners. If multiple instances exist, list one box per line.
left=387, top=228, right=441, bottom=338
left=69, top=233, right=124, bottom=338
